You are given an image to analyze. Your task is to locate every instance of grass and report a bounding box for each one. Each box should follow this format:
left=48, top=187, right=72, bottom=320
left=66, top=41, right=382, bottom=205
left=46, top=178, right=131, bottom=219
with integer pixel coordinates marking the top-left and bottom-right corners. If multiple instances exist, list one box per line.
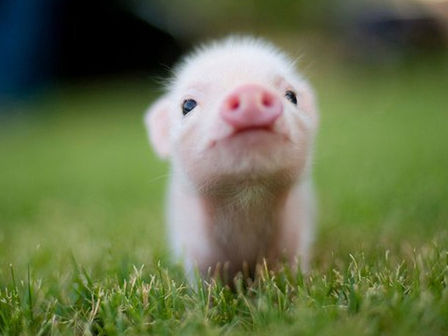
left=0, top=54, right=447, bottom=335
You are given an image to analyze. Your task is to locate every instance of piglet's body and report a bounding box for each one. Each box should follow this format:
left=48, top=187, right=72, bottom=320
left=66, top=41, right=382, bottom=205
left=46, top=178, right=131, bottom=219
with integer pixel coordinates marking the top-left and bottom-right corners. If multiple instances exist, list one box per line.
left=145, top=37, right=318, bottom=280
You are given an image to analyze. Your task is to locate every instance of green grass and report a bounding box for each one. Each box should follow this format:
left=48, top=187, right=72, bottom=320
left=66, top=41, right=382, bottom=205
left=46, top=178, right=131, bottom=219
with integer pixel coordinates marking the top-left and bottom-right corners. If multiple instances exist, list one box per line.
left=1, top=56, right=447, bottom=335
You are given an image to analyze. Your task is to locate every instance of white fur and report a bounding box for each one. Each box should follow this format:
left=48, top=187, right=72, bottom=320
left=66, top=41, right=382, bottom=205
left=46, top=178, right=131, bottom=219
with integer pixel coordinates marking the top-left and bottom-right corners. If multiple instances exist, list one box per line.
left=145, top=36, right=318, bottom=280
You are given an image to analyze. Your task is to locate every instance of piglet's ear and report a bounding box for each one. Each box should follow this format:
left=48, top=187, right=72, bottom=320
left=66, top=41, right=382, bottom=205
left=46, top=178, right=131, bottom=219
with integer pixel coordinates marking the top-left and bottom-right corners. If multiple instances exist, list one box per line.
left=144, top=96, right=171, bottom=159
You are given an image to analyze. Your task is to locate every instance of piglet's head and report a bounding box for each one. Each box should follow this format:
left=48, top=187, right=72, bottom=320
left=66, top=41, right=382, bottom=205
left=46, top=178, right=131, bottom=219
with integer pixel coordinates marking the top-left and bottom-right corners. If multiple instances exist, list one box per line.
left=145, top=37, right=318, bottom=191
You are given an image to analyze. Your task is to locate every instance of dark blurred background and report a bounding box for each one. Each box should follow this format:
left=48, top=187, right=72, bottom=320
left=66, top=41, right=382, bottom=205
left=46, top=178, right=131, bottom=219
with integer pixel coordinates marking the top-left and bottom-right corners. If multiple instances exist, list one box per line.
left=1, top=0, right=447, bottom=104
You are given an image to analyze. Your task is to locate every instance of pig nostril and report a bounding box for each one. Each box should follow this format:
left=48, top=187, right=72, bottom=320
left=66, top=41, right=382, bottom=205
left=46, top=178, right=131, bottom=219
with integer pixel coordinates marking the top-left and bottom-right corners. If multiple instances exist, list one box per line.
left=261, top=94, right=273, bottom=108
left=228, top=97, right=240, bottom=111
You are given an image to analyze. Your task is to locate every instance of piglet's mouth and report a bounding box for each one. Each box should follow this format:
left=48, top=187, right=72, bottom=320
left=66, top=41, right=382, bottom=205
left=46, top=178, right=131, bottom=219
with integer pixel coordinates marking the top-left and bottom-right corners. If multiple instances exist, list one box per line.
left=207, top=124, right=291, bottom=149
left=233, top=125, right=273, bottom=134
left=230, top=124, right=291, bottom=139
left=213, top=126, right=289, bottom=146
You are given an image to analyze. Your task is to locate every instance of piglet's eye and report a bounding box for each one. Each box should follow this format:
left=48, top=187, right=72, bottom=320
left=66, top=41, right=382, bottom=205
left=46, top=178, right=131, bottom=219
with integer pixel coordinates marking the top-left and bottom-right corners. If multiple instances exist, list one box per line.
left=285, top=90, right=297, bottom=105
left=182, top=99, right=197, bottom=116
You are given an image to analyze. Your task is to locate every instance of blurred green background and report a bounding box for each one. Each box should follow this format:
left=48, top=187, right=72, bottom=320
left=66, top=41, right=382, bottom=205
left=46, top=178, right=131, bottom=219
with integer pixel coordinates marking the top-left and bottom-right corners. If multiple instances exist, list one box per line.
left=1, top=0, right=448, bottom=281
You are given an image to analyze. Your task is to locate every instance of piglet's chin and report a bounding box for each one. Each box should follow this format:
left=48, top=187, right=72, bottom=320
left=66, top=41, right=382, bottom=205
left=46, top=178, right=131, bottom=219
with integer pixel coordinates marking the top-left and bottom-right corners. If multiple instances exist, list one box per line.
left=182, top=143, right=305, bottom=195
left=192, top=126, right=297, bottom=182
left=185, top=160, right=302, bottom=197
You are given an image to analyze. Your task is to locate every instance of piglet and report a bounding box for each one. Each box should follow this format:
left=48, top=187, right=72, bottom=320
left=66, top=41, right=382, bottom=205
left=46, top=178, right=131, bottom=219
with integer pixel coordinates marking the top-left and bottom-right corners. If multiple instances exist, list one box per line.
left=145, top=37, right=318, bottom=281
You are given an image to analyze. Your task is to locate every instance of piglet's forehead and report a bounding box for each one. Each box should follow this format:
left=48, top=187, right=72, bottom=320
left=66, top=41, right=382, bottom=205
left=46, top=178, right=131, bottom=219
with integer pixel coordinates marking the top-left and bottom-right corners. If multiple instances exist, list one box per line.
left=171, top=38, right=298, bottom=93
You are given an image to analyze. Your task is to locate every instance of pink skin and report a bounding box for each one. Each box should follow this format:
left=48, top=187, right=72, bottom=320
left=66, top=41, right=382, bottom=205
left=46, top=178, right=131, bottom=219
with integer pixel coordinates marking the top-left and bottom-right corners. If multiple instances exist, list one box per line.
left=220, top=84, right=282, bottom=132
left=145, top=37, right=318, bottom=282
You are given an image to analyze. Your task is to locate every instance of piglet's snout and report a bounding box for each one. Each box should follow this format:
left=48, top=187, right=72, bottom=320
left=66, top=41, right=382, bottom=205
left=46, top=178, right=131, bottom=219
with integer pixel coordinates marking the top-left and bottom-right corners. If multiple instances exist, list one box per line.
left=220, top=84, right=282, bottom=131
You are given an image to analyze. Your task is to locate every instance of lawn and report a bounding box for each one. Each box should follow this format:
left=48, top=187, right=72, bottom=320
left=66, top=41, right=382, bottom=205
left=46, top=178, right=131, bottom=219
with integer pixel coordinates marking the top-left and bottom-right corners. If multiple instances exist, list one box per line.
left=0, top=54, right=447, bottom=335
